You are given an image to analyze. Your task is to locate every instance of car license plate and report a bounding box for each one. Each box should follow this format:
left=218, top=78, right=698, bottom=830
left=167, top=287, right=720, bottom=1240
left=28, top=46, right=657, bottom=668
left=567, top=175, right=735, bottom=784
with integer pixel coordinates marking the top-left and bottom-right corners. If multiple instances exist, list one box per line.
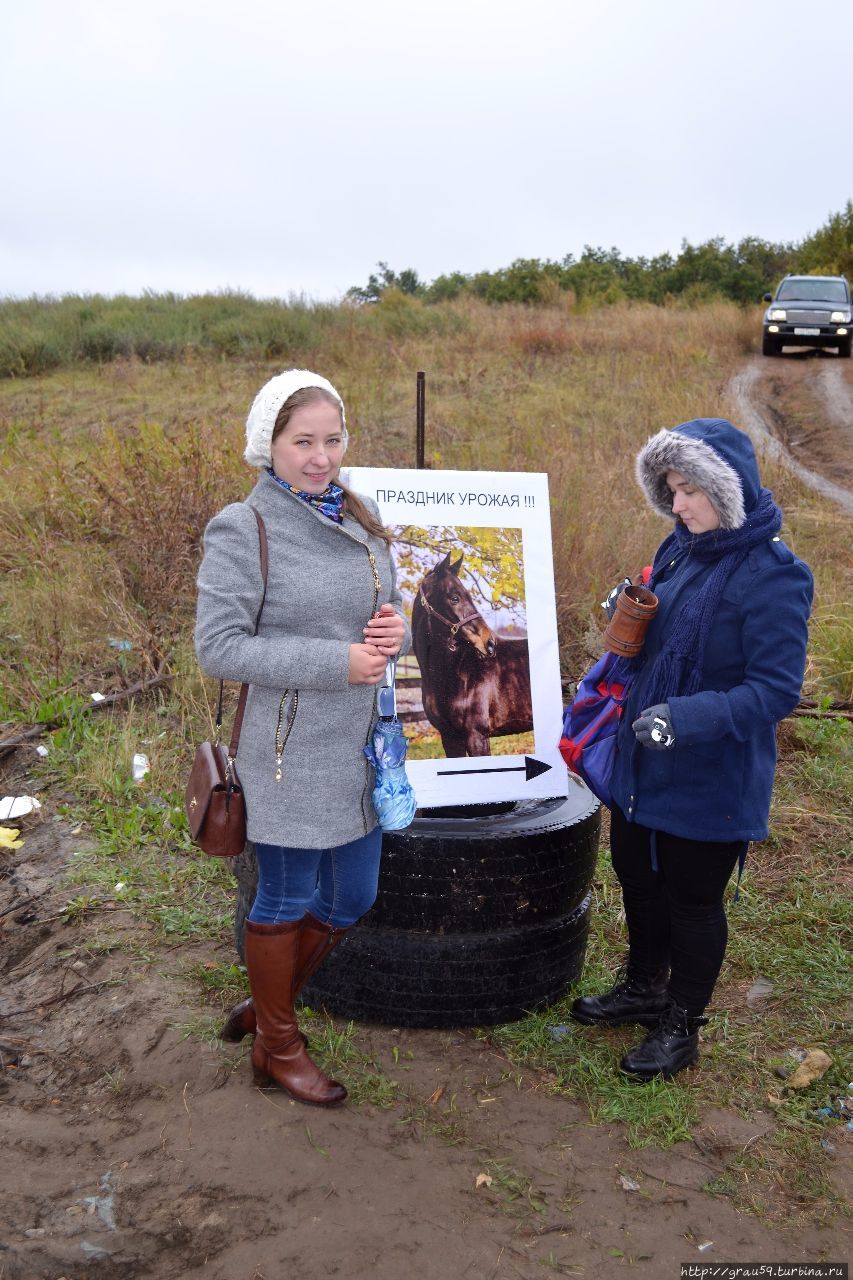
left=794, top=327, right=821, bottom=336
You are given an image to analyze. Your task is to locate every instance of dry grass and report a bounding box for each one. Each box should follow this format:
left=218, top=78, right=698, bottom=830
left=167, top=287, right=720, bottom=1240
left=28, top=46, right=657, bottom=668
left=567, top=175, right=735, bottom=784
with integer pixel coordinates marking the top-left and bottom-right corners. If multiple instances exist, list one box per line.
left=0, top=298, right=847, bottom=710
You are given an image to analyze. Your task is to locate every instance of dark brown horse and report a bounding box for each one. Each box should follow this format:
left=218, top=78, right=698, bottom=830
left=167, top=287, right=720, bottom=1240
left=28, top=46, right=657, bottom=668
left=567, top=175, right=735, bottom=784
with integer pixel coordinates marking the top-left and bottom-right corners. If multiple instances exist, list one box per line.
left=412, top=552, right=533, bottom=757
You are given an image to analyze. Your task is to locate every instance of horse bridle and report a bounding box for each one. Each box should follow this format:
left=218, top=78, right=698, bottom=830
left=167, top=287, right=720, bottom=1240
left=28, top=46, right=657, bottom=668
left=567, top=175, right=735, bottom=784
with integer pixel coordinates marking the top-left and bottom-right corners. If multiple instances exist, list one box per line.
left=418, top=585, right=483, bottom=651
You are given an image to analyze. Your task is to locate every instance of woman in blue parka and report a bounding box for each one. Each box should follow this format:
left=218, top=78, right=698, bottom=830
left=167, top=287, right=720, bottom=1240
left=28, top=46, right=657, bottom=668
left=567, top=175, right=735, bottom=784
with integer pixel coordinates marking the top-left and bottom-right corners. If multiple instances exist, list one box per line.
left=571, top=418, right=813, bottom=1080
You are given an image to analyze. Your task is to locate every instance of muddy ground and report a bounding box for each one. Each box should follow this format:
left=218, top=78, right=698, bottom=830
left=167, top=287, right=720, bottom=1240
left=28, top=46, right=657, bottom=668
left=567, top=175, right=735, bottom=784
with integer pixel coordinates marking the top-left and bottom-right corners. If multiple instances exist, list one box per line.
left=2, top=352, right=852, bottom=1280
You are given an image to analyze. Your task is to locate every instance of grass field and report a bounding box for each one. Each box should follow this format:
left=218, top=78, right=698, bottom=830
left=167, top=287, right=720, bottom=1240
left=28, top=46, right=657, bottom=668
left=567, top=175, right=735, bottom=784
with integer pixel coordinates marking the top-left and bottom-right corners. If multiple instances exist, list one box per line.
left=0, top=295, right=850, bottom=1223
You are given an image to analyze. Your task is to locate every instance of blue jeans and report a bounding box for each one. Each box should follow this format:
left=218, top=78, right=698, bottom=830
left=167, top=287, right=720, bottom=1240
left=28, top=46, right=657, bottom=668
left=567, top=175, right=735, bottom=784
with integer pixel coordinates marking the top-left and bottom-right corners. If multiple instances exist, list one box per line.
left=250, top=828, right=382, bottom=928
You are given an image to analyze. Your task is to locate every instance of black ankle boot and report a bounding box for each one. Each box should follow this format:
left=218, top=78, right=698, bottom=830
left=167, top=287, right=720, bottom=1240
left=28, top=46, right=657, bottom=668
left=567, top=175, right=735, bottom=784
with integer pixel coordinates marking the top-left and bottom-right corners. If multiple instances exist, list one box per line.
left=620, top=998, right=708, bottom=1081
left=571, top=963, right=669, bottom=1027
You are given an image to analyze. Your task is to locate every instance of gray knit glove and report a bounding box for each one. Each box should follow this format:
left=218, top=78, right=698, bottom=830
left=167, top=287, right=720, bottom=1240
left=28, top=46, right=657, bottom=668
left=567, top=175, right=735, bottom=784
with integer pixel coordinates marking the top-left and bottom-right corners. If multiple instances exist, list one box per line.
left=632, top=704, right=675, bottom=750
left=601, top=578, right=632, bottom=620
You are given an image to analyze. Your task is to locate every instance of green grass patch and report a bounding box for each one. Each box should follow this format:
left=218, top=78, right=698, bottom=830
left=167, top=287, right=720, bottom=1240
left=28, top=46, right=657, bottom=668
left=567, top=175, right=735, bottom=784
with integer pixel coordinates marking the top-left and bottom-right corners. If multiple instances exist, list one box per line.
left=181, top=960, right=248, bottom=1005
left=38, top=705, right=236, bottom=944
left=484, top=990, right=699, bottom=1149
left=297, top=1012, right=401, bottom=1108
left=478, top=1158, right=548, bottom=1217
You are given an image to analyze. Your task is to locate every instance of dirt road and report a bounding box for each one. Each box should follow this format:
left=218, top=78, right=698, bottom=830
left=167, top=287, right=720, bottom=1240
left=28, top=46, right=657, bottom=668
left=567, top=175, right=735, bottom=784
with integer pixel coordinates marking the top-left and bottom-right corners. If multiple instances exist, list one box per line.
left=728, top=350, right=853, bottom=512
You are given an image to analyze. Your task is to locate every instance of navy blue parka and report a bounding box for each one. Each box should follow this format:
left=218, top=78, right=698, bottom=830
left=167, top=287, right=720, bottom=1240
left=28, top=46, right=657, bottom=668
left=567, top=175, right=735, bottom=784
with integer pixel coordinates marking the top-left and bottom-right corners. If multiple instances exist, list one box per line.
left=609, top=420, right=813, bottom=843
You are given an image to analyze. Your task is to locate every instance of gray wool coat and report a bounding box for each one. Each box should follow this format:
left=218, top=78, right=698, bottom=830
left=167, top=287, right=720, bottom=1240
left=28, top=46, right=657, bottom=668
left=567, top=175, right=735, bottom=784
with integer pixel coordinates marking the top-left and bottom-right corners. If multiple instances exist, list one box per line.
left=195, top=471, right=411, bottom=848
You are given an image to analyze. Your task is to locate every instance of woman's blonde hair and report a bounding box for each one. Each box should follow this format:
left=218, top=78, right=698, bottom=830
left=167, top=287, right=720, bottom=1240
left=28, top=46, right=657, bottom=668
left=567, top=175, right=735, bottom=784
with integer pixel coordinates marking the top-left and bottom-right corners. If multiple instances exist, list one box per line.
left=272, top=387, right=390, bottom=544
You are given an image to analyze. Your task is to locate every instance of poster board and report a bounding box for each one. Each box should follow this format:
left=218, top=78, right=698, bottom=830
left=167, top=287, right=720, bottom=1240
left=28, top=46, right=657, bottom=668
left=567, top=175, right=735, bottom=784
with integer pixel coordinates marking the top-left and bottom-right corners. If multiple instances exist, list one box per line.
left=344, top=467, right=568, bottom=808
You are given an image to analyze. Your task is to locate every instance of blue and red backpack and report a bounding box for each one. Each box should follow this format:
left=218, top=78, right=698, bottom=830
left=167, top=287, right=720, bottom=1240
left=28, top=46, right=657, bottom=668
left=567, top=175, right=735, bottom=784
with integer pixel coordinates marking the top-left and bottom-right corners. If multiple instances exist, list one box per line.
left=559, top=568, right=650, bottom=807
left=559, top=651, right=633, bottom=808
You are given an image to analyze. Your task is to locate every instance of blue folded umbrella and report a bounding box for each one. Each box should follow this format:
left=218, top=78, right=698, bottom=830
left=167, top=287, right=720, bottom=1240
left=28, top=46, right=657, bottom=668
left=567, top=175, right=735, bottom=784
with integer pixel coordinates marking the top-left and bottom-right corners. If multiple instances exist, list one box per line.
left=364, top=662, right=417, bottom=831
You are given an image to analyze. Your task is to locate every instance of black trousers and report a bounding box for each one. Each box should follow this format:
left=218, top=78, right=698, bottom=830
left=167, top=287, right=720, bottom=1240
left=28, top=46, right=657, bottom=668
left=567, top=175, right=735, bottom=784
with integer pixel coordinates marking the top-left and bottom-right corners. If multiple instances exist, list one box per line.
left=609, top=804, right=747, bottom=1016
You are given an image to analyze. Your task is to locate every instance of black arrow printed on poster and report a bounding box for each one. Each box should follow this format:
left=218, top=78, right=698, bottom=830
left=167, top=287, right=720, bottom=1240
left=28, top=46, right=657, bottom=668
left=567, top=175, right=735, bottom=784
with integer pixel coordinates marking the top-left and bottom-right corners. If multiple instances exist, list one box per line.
left=437, top=757, right=552, bottom=782
left=344, top=466, right=569, bottom=810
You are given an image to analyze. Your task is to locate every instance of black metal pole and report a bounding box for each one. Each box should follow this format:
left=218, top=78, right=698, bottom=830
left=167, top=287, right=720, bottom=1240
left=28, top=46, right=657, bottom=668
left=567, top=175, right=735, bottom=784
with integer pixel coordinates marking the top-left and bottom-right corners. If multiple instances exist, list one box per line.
left=416, top=371, right=425, bottom=469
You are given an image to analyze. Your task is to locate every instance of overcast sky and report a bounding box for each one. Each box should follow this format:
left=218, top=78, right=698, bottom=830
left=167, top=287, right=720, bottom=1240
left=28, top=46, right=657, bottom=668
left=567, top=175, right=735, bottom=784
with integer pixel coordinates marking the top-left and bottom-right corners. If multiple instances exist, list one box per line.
left=2, top=0, right=851, bottom=302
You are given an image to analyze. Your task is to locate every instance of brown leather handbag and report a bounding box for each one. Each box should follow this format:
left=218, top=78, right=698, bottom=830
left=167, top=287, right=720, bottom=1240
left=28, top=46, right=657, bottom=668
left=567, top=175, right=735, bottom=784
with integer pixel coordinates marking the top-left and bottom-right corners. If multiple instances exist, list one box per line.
left=185, top=507, right=268, bottom=857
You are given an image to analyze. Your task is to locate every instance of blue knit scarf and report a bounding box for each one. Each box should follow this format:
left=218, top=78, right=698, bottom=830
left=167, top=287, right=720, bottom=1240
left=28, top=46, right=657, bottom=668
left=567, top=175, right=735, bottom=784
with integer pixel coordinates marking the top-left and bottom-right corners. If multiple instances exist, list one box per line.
left=637, top=487, right=782, bottom=707
left=267, top=469, right=345, bottom=524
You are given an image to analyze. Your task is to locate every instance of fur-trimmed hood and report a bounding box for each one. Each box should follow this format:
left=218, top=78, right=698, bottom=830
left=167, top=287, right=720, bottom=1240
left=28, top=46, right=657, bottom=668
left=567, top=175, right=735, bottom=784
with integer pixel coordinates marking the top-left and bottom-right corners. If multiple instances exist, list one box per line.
left=635, top=418, right=761, bottom=530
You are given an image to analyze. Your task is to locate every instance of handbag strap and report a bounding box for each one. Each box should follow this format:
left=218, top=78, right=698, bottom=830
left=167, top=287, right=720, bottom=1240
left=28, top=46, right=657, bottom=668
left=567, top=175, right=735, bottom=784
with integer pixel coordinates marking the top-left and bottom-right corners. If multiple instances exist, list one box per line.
left=213, top=506, right=268, bottom=759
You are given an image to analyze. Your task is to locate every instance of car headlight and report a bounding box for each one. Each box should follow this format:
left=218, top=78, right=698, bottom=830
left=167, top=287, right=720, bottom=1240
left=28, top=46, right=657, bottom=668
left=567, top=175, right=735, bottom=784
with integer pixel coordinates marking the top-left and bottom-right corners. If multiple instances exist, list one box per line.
left=830, top=311, right=850, bottom=323
left=769, top=309, right=787, bottom=321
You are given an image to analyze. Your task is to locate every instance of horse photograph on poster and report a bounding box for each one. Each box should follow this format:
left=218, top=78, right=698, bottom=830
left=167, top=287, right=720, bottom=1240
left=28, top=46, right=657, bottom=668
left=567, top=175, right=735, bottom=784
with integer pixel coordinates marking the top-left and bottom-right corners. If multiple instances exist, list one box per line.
left=389, top=525, right=533, bottom=759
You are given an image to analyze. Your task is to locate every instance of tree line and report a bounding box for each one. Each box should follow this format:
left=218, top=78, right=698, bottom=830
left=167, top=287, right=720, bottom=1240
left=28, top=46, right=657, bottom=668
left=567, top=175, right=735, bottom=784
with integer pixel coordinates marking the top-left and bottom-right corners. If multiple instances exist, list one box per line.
left=348, top=202, right=853, bottom=308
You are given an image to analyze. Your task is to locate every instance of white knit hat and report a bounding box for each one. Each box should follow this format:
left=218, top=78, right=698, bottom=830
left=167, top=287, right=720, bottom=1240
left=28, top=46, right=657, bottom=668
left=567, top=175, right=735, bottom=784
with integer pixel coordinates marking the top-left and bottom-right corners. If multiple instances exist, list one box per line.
left=244, top=369, right=348, bottom=468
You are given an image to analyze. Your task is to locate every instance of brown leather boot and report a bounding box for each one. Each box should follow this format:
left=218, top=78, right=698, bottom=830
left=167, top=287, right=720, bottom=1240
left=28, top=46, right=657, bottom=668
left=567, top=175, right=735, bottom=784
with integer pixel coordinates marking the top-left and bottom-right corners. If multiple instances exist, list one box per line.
left=294, top=912, right=351, bottom=995
left=219, top=995, right=255, bottom=1043
left=245, top=919, right=347, bottom=1106
left=219, top=913, right=350, bottom=1043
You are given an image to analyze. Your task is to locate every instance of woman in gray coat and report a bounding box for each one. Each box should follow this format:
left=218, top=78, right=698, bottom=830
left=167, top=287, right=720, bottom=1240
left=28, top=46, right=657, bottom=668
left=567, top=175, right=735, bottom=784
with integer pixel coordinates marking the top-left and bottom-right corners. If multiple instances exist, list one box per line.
left=195, top=369, right=410, bottom=1106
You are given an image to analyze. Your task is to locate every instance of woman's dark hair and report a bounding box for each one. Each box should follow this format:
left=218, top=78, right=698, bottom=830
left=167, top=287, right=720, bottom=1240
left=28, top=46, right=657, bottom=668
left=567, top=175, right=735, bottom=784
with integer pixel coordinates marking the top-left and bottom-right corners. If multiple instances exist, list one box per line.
left=272, top=387, right=390, bottom=544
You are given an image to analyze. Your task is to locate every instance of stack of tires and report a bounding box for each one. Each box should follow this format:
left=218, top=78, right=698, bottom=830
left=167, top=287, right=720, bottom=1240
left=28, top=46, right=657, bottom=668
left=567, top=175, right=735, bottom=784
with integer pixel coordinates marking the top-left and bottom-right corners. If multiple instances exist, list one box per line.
left=232, top=787, right=600, bottom=1029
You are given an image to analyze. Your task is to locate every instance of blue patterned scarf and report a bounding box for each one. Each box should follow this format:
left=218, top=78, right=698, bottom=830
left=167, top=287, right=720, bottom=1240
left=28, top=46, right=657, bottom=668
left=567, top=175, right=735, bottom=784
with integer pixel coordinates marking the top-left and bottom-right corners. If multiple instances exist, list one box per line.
left=267, top=469, right=345, bottom=524
left=633, top=487, right=782, bottom=706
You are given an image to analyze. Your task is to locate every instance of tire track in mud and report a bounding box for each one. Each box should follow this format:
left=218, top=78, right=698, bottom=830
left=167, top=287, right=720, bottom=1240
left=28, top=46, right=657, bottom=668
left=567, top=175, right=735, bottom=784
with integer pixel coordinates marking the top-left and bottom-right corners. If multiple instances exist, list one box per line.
left=729, top=358, right=853, bottom=515
left=816, top=363, right=853, bottom=438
